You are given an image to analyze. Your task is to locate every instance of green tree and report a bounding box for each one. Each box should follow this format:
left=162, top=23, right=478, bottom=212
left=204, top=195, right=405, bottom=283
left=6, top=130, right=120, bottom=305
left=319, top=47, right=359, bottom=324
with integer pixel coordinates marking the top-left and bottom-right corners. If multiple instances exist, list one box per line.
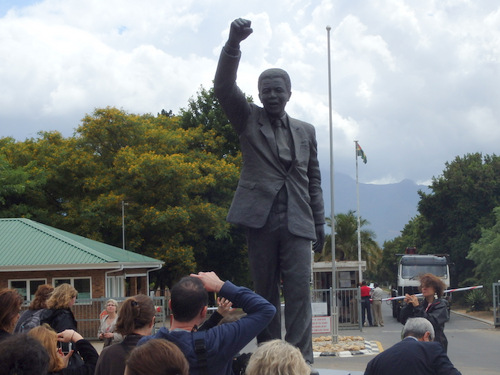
left=178, top=85, right=250, bottom=158
left=318, top=211, right=381, bottom=276
left=0, top=146, right=44, bottom=208
left=0, top=106, right=245, bottom=288
left=467, top=206, right=500, bottom=298
left=376, top=216, right=427, bottom=284
left=417, top=153, right=500, bottom=286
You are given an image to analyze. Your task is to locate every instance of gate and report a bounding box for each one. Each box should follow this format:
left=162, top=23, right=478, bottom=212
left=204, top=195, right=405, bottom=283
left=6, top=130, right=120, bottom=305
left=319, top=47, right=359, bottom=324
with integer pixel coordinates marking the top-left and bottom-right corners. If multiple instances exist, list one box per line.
left=311, top=287, right=362, bottom=331
left=493, top=282, right=500, bottom=327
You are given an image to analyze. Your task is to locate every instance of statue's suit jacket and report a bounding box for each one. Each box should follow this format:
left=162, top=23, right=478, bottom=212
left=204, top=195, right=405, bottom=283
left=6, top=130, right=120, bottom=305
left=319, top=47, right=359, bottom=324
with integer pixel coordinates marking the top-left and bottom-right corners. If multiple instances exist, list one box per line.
left=214, top=47, right=325, bottom=240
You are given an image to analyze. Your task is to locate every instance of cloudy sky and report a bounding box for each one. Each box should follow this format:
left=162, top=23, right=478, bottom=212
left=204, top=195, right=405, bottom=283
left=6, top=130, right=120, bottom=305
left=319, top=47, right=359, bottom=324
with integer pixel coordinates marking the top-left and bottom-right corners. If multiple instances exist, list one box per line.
left=1, top=0, right=499, bottom=190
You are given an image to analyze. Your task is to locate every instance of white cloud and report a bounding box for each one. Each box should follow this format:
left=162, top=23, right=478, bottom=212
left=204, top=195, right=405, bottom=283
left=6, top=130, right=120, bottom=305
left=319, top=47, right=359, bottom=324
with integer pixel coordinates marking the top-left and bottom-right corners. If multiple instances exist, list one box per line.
left=0, top=0, right=499, bottom=188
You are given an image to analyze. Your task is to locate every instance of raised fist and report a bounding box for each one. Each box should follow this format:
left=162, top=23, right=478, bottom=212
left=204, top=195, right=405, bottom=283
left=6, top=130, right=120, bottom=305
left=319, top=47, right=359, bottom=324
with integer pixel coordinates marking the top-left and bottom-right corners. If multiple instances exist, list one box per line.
left=228, top=18, right=253, bottom=47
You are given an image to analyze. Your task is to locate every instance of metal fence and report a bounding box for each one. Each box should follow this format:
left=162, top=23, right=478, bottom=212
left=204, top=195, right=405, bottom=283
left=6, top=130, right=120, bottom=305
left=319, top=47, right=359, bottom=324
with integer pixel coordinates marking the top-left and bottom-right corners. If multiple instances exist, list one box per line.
left=22, top=289, right=368, bottom=339
left=493, top=282, right=500, bottom=327
left=22, top=296, right=167, bottom=340
left=312, top=287, right=362, bottom=331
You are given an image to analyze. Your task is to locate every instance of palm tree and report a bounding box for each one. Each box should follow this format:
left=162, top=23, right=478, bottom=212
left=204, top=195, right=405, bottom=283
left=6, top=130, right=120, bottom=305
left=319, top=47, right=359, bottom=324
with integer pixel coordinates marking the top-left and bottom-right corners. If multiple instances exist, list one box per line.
left=318, top=211, right=381, bottom=272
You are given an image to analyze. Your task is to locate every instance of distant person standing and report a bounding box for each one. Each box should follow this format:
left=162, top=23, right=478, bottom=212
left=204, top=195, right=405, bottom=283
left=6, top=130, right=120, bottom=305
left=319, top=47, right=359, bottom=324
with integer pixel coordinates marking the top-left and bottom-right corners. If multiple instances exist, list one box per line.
left=360, top=281, right=373, bottom=327
left=371, top=283, right=384, bottom=327
left=97, top=299, right=122, bottom=347
left=95, top=294, right=156, bottom=375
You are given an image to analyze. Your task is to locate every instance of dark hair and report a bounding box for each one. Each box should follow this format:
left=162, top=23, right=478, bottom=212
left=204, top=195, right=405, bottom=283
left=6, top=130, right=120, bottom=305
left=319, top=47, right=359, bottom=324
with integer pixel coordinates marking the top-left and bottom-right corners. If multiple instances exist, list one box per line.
left=116, top=294, right=155, bottom=336
left=419, top=273, right=446, bottom=298
left=126, top=339, right=189, bottom=375
left=0, top=333, right=50, bottom=375
left=258, top=68, right=291, bottom=93
left=170, top=276, right=208, bottom=322
left=30, top=284, right=54, bottom=310
left=0, top=288, right=23, bottom=332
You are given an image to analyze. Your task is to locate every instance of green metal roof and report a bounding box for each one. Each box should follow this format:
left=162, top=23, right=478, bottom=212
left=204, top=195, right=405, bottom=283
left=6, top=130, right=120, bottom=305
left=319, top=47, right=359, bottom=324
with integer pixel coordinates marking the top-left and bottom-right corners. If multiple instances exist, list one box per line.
left=0, top=218, right=163, bottom=268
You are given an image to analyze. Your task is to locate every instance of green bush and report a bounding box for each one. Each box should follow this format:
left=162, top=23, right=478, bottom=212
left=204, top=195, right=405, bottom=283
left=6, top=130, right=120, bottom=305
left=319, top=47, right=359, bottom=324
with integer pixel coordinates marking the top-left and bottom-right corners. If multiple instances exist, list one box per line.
left=465, top=289, right=488, bottom=312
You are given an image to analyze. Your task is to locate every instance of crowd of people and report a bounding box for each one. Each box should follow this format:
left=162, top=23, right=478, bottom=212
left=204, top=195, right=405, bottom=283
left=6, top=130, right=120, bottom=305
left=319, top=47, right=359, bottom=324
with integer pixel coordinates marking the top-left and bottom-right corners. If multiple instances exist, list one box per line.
left=1, top=271, right=312, bottom=375
left=1, top=273, right=463, bottom=375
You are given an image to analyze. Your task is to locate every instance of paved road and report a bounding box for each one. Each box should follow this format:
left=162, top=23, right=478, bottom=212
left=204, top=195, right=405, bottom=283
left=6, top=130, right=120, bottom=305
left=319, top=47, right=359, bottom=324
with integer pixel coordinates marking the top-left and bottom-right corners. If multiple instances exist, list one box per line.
left=312, top=300, right=499, bottom=375
left=92, top=299, right=498, bottom=375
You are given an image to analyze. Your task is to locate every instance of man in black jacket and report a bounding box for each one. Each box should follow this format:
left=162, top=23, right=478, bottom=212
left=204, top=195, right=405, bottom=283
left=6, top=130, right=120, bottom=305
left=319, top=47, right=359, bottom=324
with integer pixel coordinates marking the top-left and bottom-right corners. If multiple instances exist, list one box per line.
left=364, top=317, right=461, bottom=375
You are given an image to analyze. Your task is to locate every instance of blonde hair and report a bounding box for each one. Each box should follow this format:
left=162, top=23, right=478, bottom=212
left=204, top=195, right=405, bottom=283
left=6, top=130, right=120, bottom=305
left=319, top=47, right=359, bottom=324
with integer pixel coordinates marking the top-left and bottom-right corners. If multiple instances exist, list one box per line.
left=28, top=324, right=65, bottom=372
left=106, top=299, right=118, bottom=307
left=46, top=283, right=77, bottom=309
left=245, top=339, right=310, bottom=375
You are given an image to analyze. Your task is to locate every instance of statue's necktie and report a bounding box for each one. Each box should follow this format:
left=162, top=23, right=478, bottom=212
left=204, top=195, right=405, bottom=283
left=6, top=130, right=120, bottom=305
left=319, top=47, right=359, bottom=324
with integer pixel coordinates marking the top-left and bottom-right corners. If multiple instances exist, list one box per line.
left=274, top=119, right=293, bottom=168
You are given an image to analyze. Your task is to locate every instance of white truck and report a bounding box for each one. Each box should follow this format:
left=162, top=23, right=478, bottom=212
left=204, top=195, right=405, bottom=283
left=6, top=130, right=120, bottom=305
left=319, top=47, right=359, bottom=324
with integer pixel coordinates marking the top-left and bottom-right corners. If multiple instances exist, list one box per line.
left=391, top=247, right=451, bottom=320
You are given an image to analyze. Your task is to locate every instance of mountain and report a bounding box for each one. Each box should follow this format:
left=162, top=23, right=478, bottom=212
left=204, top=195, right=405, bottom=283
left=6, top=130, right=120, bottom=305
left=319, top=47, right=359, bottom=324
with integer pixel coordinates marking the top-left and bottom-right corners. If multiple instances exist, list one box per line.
left=323, top=173, right=430, bottom=245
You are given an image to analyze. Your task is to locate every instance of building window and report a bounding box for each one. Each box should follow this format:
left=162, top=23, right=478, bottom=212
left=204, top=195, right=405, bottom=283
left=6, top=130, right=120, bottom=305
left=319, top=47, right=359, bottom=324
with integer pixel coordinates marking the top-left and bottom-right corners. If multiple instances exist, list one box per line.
left=106, top=276, right=125, bottom=298
left=8, top=279, right=47, bottom=302
left=53, top=278, right=92, bottom=300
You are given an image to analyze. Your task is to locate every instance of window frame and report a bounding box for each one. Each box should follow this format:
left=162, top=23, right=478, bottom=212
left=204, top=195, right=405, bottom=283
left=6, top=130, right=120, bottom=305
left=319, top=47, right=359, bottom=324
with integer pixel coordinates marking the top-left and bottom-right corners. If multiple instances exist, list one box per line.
left=53, top=277, right=92, bottom=304
left=8, top=279, right=47, bottom=303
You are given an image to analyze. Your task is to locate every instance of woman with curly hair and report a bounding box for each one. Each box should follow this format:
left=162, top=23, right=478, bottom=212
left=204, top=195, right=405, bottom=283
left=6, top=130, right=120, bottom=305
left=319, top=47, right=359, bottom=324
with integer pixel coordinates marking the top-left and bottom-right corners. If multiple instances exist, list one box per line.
left=41, top=283, right=81, bottom=367
left=15, top=283, right=54, bottom=333
left=0, top=288, right=23, bottom=342
left=28, top=324, right=98, bottom=375
left=42, top=284, right=78, bottom=333
left=400, top=273, right=450, bottom=352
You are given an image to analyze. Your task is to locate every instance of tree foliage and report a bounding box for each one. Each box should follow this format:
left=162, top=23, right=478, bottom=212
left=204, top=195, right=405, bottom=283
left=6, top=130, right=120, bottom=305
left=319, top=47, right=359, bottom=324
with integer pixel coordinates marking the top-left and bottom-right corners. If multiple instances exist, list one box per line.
left=374, top=216, right=426, bottom=284
left=0, top=104, right=247, bottom=288
left=467, top=206, right=500, bottom=296
left=378, top=153, right=500, bottom=289
left=318, top=211, right=381, bottom=278
left=417, top=153, right=500, bottom=286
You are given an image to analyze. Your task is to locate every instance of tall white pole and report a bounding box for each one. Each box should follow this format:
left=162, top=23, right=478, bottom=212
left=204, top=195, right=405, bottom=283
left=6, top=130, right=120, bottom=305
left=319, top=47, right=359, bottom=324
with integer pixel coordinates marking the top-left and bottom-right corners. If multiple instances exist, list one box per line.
left=355, top=141, right=362, bottom=283
left=326, top=25, right=338, bottom=343
left=122, top=200, right=127, bottom=250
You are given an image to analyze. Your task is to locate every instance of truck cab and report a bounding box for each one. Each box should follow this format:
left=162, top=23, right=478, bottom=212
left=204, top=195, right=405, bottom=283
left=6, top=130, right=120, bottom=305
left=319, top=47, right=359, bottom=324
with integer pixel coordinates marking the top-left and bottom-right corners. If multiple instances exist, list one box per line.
left=392, top=249, right=451, bottom=320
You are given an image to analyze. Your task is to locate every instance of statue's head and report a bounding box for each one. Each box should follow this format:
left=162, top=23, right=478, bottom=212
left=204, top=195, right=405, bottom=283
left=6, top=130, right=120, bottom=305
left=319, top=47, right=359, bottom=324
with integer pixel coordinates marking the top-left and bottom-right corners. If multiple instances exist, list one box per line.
left=258, top=68, right=292, bottom=118
left=258, top=68, right=291, bottom=93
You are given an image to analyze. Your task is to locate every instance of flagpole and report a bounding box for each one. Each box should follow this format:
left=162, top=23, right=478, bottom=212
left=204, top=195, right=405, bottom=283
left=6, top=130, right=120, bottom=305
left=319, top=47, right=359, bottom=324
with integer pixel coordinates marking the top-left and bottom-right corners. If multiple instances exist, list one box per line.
left=355, top=141, right=362, bottom=283
left=326, top=25, right=338, bottom=344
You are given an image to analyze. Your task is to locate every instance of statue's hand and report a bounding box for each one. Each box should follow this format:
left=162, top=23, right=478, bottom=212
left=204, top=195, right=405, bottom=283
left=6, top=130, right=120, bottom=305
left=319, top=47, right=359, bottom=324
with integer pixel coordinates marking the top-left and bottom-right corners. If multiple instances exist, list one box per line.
left=312, top=224, right=325, bottom=253
left=228, top=18, right=253, bottom=48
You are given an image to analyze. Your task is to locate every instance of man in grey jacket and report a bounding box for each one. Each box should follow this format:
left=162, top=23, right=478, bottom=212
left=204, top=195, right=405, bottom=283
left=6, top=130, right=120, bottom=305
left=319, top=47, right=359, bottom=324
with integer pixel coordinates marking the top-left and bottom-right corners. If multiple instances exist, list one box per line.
left=214, top=18, right=325, bottom=371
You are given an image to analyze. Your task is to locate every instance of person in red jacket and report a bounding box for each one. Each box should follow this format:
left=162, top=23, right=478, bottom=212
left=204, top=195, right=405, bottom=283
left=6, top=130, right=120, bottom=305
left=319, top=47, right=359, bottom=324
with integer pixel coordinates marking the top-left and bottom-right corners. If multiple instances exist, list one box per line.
left=360, top=281, right=373, bottom=327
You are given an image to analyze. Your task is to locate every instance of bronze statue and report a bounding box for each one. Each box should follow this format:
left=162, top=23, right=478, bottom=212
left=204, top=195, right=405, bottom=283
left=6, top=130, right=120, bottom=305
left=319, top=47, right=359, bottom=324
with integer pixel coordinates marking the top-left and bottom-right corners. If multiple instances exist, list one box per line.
left=214, top=18, right=325, bottom=371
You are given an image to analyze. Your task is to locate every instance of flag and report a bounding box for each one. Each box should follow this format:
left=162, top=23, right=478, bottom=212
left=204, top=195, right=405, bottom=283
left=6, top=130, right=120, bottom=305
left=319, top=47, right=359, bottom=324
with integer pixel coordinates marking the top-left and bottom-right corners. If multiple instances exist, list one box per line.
left=357, top=143, right=367, bottom=164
